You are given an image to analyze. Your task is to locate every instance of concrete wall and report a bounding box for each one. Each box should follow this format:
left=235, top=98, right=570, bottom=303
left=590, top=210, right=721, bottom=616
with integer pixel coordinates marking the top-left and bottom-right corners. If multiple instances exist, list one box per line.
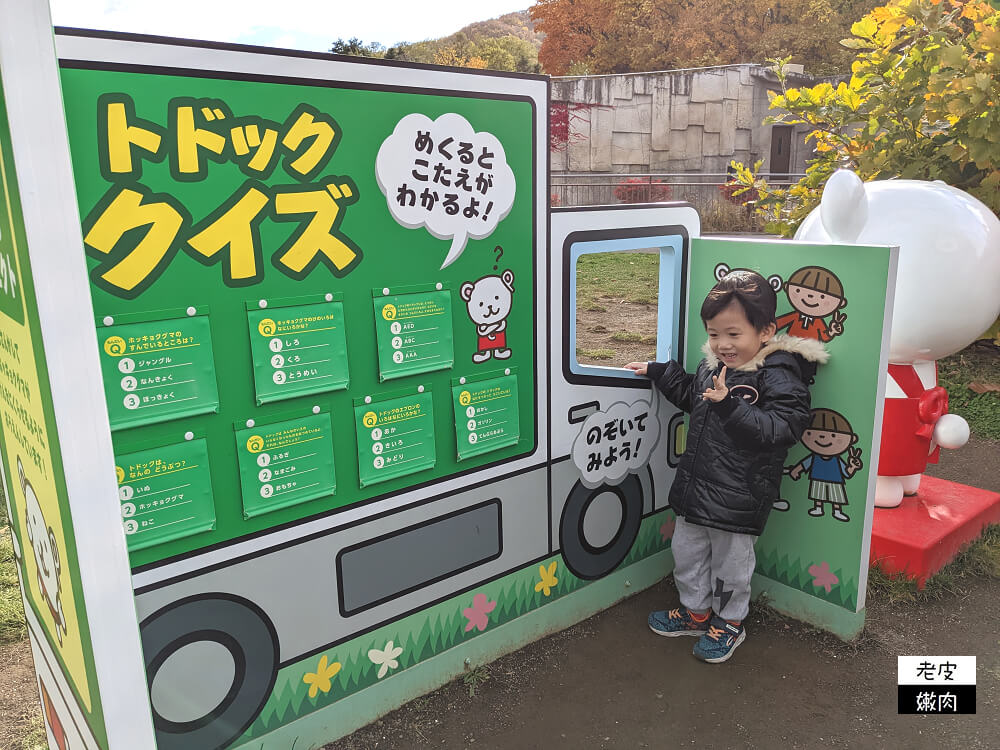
left=551, top=64, right=827, bottom=176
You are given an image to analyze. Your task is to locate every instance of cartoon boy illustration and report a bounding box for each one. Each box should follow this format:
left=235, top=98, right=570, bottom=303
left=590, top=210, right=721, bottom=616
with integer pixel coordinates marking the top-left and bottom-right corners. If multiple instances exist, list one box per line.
left=785, top=409, right=863, bottom=523
left=460, top=269, right=514, bottom=363
left=775, top=266, right=847, bottom=342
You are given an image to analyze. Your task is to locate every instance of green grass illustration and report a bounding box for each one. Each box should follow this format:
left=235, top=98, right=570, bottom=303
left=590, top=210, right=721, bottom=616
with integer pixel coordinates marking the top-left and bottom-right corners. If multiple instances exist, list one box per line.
left=235, top=510, right=674, bottom=744
left=235, top=508, right=862, bottom=747
left=754, top=545, right=858, bottom=611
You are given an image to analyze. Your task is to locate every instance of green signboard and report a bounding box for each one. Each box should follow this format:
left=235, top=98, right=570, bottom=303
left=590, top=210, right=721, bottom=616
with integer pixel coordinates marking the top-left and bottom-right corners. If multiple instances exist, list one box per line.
left=236, top=411, right=336, bottom=518
left=247, top=295, right=350, bottom=404
left=0, top=96, right=20, bottom=325
left=60, top=58, right=536, bottom=569
left=355, top=388, right=435, bottom=486
left=0, top=55, right=106, bottom=740
left=452, top=369, right=520, bottom=460
left=687, top=237, right=893, bottom=614
left=115, top=437, right=215, bottom=551
left=97, top=312, right=220, bottom=430
left=373, top=285, right=454, bottom=381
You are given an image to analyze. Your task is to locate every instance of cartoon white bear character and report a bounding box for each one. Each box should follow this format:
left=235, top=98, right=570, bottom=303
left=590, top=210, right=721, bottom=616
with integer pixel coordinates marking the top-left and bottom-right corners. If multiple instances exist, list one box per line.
left=19, top=458, right=66, bottom=644
left=795, top=170, right=1000, bottom=507
left=461, top=270, right=514, bottom=363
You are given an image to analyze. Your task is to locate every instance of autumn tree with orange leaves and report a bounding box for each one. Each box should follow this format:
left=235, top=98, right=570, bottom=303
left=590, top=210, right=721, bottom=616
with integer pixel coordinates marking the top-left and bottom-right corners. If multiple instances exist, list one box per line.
left=530, top=0, right=618, bottom=75
left=728, top=0, right=1000, bottom=235
left=530, top=0, right=880, bottom=75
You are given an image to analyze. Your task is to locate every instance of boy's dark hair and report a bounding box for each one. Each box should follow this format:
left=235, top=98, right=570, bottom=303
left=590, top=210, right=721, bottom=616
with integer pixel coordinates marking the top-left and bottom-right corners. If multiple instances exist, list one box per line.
left=700, top=270, right=777, bottom=332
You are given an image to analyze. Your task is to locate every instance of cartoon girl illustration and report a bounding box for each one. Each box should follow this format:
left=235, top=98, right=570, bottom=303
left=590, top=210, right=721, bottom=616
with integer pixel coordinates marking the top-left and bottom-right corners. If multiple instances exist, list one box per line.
left=775, top=266, right=847, bottom=343
left=785, top=409, right=863, bottom=522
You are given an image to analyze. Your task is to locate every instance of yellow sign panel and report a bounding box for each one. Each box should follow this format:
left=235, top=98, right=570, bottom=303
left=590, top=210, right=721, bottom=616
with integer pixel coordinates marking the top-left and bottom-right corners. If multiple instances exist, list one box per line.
left=0, top=100, right=91, bottom=711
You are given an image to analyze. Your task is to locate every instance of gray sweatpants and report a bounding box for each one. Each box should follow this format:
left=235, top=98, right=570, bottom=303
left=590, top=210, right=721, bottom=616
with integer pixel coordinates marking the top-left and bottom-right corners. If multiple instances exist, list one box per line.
left=671, top=515, right=756, bottom=622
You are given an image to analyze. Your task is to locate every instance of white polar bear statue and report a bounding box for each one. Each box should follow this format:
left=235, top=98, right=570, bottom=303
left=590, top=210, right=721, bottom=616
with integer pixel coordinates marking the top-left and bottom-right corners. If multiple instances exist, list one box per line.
left=795, top=170, right=1000, bottom=508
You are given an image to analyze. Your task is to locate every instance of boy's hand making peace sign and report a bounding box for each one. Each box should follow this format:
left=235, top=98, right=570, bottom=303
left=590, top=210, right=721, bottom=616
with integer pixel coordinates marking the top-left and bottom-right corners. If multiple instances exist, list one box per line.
left=702, top=365, right=729, bottom=402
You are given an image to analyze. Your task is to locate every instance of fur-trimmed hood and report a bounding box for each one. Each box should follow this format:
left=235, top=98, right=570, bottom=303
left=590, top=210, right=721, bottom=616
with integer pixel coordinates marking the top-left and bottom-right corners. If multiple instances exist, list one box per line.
left=701, top=333, right=829, bottom=372
left=648, top=333, right=817, bottom=536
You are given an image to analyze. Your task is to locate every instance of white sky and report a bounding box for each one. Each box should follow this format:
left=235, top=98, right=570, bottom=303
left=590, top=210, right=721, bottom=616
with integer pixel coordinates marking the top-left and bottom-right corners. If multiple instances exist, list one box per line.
left=48, top=1, right=532, bottom=52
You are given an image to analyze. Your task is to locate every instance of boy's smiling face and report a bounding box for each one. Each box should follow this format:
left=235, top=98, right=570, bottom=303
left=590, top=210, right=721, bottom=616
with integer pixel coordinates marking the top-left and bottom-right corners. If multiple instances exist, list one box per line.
left=786, top=284, right=843, bottom=317
left=705, top=300, right=775, bottom=369
left=802, top=429, right=854, bottom=456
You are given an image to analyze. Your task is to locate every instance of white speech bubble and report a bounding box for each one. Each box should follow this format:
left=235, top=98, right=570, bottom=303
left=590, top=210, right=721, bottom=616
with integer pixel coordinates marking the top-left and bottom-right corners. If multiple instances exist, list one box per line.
left=571, top=396, right=661, bottom=490
left=376, top=113, right=516, bottom=269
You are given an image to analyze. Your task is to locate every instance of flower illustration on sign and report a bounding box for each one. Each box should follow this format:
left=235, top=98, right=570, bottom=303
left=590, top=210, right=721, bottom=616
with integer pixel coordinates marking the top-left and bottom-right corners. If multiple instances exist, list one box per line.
left=534, top=561, right=559, bottom=597
left=302, top=654, right=341, bottom=698
left=462, top=592, right=497, bottom=632
left=808, top=561, right=840, bottom=593
left=659, top=517, right=676, bottom=542
left=368, top=640, right=405, bottom=679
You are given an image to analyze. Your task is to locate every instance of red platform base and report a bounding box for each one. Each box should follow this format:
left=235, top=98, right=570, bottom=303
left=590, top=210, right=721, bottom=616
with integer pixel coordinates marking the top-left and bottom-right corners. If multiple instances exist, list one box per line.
left=870, top=475, right=1000, bottom=588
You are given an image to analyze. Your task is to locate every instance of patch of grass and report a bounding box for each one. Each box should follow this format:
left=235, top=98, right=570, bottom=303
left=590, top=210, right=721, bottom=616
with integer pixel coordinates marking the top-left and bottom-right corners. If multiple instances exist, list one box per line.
left=698, top=197, right=762, bottom=233
left=409, top=696, right=431, bottom=711
left=983, top=317, right=1000, bottom=344
left=611, top=332, right=643, bottom=342
left=868, top=524, right=1000, bottom=604
left=576, top=348, right=616, bottom=360
left=865, top=566, right=925, bottom=605
left=462, top=665, right=491, bottom=697
left=575, top=252, right=659, bottom=306
left=1, top=512, right=28, bottom=647
left=958, top=523, right=1000, bottom=574
left=17, top=714, right=47, bottom=750
left=583, top=303, right=607, bottom=312
left=746, top=591, right=790, bottom=627
left=937, top=343, right=1000, bottom=440
left=610, top=332, right=657, bottom=344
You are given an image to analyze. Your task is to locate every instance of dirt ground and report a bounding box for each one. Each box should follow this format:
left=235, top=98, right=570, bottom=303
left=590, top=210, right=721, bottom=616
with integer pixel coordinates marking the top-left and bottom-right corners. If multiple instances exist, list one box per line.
left=577, top=298, right=658, bottom=368
left=332, top=437, right=1000, bottom=750
left=0, top=335, right=996, bottom=749
left=0, top=636, right=42, bottom=749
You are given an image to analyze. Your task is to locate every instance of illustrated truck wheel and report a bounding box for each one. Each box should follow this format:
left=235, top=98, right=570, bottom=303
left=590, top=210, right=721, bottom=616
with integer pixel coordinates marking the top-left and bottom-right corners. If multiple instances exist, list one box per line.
left=140, top=594, right=279, bottom=750
left=560, top=473, right=643, bottom=580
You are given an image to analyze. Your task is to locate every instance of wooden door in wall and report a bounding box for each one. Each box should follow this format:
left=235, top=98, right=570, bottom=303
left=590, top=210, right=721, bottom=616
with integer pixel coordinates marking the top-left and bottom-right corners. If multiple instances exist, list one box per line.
left=769, top=124, right=792, bottom=178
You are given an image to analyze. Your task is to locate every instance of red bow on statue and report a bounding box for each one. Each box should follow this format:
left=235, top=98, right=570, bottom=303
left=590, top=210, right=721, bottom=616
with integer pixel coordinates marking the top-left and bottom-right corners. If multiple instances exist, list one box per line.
left=916, top=386, right=948, bottom=439
left=889, top=364, right=948, bottom=440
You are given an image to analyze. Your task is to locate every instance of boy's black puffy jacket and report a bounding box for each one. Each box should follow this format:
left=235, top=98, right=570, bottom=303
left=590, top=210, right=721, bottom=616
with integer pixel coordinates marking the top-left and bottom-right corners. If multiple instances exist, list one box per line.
left=647, top=334, right=827, bottom=536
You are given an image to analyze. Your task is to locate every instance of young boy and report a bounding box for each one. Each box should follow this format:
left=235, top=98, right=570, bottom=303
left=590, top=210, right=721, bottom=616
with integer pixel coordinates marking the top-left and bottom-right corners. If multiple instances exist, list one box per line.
left=626, top=270, right=827, bottom=663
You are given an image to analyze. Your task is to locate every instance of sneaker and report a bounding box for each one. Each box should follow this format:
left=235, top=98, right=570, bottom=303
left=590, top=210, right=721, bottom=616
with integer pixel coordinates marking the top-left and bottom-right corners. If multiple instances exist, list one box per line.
left=648, top=607, right=710, bottom=637
left=692, top=616, right=746, bottom=663
left=808, top=505, right=824, bottom=517
left=832, top=508, right=850, bottom=522
left=772, top=499, right=790, bottom=511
